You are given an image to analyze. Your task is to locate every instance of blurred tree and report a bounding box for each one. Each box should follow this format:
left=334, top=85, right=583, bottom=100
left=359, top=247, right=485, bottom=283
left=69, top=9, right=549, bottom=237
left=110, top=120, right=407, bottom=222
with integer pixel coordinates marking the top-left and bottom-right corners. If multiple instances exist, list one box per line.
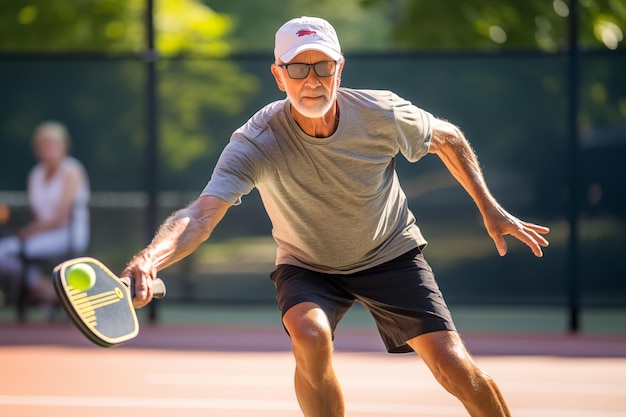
left=1, top=0, right=623, bottom=191
left=0, top=0, right=144, bottom=52
left=0, top=0, right=233, bottom=54
left=206, top=0, right=394, bottom=52
left=0, top=0, right=258, bottom=190
left=364, top=0, right=625, bottom=51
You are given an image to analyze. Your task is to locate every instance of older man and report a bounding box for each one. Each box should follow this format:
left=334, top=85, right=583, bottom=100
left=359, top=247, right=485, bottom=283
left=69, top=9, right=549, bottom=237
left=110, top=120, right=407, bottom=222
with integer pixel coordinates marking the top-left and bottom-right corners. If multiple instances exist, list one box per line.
left=124, top=16, right=549, bottom=417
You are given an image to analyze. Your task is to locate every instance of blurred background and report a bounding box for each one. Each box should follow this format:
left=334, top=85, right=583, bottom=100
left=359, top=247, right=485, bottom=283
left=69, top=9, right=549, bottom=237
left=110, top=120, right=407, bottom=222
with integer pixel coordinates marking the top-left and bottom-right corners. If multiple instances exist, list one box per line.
left=0, top=0, right=624, bottom=334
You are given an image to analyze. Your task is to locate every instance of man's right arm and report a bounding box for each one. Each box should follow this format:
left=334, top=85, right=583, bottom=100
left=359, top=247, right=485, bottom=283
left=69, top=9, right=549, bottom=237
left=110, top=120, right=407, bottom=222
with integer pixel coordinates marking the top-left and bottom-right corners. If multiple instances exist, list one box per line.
left=123, top=195, right=231, bottom=307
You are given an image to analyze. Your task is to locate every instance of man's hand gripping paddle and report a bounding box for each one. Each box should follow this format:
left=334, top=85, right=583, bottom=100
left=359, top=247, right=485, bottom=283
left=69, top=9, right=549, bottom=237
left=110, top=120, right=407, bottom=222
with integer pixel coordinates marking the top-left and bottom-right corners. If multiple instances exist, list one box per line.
left=53, top=257, right=166, bottom=347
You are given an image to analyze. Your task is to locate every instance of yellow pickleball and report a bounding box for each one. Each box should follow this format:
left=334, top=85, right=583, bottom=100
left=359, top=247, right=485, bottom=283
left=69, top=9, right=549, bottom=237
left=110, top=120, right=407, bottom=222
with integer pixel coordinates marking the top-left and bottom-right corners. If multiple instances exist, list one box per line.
left=67, top=263, right=97, bottom=291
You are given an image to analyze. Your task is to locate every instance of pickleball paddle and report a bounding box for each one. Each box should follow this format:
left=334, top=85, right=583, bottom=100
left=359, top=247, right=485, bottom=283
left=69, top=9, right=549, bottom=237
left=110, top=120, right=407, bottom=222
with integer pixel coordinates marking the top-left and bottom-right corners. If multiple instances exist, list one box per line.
left=52, top=256, right=166, bottom=347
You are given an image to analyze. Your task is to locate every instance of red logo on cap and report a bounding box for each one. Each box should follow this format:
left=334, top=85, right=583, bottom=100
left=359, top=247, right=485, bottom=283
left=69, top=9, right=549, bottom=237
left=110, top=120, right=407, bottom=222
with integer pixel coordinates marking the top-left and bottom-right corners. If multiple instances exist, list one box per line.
left=297, top=29, right=317, bottom=37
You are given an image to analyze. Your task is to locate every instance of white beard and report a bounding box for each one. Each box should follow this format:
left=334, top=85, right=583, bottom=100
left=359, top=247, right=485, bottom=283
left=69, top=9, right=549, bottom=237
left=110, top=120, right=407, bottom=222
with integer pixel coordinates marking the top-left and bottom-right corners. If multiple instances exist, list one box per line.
left=288, top=90, right=334, bottom=119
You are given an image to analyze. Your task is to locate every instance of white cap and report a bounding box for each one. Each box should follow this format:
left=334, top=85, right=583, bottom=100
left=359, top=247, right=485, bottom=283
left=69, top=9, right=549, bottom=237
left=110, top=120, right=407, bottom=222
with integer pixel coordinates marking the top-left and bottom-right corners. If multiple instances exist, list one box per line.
left=274, top=16, right=342, bottom=63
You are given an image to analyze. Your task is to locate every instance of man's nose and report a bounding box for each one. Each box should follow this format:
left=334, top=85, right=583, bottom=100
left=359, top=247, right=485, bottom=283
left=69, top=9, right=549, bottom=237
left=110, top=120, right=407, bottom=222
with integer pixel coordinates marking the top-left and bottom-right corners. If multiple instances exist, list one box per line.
left=303, top=68, right=322, bottom=86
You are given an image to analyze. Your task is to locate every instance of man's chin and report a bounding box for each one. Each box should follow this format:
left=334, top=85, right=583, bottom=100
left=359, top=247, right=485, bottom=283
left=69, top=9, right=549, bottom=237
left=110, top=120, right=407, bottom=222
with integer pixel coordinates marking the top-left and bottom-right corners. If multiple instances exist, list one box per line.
left=293, top=102, right=332, bottom=119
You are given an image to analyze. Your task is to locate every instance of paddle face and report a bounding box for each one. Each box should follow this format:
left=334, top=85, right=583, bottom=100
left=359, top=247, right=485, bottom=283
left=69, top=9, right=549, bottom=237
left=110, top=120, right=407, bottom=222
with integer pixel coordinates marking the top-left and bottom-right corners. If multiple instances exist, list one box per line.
left=53, top=257, right=139, bottom=347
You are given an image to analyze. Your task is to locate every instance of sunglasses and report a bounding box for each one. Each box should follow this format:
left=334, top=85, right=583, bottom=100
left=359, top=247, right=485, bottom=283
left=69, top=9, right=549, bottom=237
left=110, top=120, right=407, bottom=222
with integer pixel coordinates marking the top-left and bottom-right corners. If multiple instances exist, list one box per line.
left=278, top=60, right=338, bottom=80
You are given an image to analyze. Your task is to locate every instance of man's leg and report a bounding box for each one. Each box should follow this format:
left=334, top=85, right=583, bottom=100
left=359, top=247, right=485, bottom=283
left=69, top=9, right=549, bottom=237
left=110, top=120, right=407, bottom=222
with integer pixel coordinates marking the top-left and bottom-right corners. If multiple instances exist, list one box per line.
left=282, top=302, right=345, bottom=417
left=407, top=330, right=512, bottom=417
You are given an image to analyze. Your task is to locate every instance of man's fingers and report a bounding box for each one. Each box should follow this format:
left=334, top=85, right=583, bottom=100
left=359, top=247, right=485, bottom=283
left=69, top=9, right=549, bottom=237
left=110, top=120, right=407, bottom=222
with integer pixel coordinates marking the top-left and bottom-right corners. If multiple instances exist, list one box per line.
left=121, top=264, right=155, bottom=309
left=513, top=227, right=546, bottom=257
left=135, top=277, right=148, bottom=298
left=132, top=277, right=154, bottom=309
left=520, top=222, right=550, bottom=256
left=527, top=228, right=550, bottom=248
left=492, top=235, right=508, bottom=257
left=524, top=221, right=550, bottom=233
left=492, top=222, right=550, bottom=258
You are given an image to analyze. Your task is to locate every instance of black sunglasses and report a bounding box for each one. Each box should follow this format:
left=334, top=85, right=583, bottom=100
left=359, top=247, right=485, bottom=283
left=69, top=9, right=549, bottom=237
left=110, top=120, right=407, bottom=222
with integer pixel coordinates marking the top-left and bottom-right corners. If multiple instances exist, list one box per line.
left=278, top=60, right=338, bottom=80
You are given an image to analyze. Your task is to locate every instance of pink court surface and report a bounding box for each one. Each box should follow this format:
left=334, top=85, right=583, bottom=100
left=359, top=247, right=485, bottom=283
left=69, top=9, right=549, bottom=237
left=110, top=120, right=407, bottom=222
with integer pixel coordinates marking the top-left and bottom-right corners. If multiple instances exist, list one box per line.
left=1, top=320, right=626, bottom=417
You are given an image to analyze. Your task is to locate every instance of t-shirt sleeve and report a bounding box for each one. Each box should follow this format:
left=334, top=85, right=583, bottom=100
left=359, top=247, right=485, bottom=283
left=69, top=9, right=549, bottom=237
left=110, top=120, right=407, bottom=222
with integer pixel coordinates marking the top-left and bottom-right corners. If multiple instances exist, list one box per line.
left=201, top=100, right=284, bottom=206
left=200, top=137, right=261, bottom=206
left=390, top=92, right=433, bottom=163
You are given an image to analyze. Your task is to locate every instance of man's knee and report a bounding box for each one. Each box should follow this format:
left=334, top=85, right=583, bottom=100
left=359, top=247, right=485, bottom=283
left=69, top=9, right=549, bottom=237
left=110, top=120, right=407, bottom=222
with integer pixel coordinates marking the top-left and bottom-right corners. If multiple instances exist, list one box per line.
left=283, top=302, right=334, bottom=354
left=437, top=357, right=492, bottom=400
left=408, top=331, right=487, bottom=397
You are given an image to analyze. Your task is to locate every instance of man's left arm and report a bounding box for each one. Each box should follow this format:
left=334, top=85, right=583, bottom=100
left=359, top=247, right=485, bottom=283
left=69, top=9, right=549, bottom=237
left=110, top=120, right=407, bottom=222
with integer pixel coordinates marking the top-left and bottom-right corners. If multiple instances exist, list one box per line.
left=428, top=118, right=549, bottom=257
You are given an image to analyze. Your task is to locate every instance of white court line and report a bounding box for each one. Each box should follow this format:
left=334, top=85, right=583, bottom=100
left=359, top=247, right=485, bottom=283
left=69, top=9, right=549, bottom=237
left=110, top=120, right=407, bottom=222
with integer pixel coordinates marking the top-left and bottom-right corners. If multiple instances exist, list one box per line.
left=145, top=372, right=626, bottom=395
left=0, top=395, right=625, bottom=417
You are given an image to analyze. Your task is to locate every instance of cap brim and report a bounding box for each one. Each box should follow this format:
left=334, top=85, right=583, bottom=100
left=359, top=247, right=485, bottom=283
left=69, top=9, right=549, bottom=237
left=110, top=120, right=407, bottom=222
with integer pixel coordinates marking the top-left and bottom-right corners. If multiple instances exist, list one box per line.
left=280, top=44, right=342, bottom=63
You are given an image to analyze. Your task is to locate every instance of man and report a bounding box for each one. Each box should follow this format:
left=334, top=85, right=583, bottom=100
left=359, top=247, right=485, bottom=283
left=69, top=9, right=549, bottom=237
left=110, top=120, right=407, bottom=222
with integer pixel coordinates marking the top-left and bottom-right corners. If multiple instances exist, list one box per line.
left=124, top=16, right=549, bottom=417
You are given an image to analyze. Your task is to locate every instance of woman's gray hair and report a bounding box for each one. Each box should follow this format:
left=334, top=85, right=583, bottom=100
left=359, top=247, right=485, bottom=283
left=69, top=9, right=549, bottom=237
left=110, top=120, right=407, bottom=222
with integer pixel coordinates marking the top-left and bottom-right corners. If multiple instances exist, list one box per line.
left=33, top=120, right=71, bottom=151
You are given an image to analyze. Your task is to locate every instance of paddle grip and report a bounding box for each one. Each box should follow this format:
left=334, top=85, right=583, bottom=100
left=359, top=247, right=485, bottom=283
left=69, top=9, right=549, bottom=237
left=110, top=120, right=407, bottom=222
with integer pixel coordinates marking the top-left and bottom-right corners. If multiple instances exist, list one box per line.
left=120, top=277, right=167, bottom=299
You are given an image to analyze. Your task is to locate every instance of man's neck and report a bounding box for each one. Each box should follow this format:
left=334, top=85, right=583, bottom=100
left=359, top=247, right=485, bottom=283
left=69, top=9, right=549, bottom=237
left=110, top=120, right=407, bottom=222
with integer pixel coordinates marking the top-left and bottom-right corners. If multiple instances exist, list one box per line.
left=291, top=101, right=339, bottom=138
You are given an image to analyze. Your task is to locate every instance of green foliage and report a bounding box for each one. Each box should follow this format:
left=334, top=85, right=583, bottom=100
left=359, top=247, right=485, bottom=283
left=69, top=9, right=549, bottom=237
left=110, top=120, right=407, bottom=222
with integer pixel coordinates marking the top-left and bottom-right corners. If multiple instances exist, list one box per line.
left=1, top=0, right=623, bottom=191
left=0, top=0, right=238, bottom=54
left=0, top=0, right=145, bottom=52
left=158, top=59, right=259, bottom=173
left=207, top=0, right=394, bottom=52
left=0, top=0, right=258, bottom=186
left=365, top=0, right=625, bottom=51
left=156, top=0, right=234, bottom=57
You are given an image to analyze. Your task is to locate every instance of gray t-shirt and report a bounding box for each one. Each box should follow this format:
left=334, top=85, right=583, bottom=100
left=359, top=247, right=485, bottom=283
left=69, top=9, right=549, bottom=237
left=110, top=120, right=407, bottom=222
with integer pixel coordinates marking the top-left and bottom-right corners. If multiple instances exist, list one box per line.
left=202, top=88, right=433, bottom=274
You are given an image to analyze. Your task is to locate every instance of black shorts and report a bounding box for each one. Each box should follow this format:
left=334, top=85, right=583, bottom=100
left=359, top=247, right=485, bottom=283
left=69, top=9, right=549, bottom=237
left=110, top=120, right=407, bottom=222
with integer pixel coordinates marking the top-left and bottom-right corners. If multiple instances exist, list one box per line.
left=270, top=247, right=456, bottom=353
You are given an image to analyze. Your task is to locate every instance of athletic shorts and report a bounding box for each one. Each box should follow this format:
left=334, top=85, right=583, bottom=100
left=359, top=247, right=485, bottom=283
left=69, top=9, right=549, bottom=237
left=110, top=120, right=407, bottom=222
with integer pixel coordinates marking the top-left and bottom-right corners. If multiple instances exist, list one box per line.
left=270, top=247, right=456, bottom=353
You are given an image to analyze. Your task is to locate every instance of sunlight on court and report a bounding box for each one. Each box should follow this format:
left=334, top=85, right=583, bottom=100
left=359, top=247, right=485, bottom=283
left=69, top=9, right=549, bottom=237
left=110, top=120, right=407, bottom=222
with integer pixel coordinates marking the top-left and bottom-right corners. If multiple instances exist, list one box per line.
left=1, top=346, right=625, bottom=417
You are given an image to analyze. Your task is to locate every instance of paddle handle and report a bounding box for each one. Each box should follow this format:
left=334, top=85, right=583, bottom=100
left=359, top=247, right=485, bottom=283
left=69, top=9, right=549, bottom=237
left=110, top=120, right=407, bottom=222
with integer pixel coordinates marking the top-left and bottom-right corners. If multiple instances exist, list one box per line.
left=120, top=277, right=167, bottom=299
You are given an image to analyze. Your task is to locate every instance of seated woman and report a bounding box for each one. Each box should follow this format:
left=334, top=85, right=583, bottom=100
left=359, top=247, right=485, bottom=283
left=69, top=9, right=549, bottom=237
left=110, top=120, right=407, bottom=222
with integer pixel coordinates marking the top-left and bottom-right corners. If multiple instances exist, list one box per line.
left=0, top=121, right=90, bottom=309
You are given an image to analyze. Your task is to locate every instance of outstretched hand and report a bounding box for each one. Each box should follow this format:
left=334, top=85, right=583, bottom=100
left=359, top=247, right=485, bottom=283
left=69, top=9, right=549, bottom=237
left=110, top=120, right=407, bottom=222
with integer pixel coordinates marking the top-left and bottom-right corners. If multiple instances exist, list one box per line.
left=121, top=253, right=158, bottom=309
left=483, top=205, right=550, bottom=257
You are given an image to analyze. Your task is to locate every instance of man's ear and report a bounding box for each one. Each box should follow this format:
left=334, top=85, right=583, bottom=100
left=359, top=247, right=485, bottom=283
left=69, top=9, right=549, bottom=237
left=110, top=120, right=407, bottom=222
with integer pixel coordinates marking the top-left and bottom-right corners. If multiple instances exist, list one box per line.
left=335, top=60, right=344, bottom=87
left=271, top=64, right=286, bottom=92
